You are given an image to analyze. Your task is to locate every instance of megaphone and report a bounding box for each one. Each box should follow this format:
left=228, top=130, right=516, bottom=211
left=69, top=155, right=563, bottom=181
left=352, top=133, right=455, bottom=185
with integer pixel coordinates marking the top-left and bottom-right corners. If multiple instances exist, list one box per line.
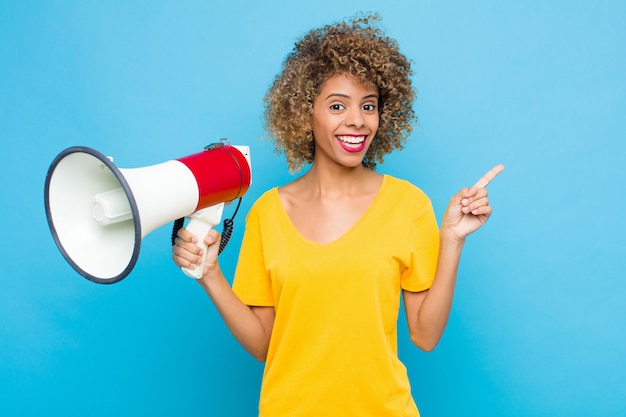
left=44, top=140, right=251, bottom=284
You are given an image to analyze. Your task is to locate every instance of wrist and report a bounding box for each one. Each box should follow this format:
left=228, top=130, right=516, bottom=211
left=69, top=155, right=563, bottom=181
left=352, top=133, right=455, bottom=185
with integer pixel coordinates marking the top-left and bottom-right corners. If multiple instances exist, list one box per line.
left=439, top=226, right=466, bottom=247
left=196, top=266, right=221, bottom=291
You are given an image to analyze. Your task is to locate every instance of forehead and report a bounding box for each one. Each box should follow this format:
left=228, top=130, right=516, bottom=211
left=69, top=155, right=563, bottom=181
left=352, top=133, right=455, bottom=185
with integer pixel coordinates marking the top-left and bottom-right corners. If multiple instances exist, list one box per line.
left=318, top=73, right=379, bottom=97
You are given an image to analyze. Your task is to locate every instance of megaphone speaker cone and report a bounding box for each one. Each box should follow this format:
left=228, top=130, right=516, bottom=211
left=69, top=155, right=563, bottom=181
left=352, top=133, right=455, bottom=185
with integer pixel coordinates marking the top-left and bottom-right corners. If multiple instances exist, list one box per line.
left=44, top=147, right=140, bottom=284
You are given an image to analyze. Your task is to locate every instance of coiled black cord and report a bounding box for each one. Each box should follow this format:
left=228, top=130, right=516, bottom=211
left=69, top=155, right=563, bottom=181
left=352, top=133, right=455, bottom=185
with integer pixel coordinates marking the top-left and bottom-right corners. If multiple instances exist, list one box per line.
left=171, top=197, right=243, bottom=255
left=218, top=197, right=242, bottom=254
left=171, top=217, right=186, bottom=246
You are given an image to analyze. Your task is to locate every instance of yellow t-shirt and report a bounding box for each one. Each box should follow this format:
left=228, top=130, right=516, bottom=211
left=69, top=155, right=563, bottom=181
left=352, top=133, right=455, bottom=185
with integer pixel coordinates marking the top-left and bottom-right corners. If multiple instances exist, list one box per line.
left=232, top=175, right=439, bottom=417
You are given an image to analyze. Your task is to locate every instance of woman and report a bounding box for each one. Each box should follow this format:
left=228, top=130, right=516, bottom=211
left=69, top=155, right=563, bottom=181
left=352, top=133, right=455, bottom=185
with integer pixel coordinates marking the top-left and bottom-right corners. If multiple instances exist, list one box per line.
left=173, top=14, right=503, bottom=416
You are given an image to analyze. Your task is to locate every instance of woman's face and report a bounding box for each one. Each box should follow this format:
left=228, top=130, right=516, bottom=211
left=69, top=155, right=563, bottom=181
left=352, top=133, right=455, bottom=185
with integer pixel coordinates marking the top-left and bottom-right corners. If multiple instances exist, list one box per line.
left=310, top=74, right=379, bottom=169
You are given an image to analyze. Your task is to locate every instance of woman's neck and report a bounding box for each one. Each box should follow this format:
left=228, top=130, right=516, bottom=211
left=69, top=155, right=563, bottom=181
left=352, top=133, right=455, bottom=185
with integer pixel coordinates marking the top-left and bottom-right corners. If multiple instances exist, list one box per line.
left=297, top=163, right=381, bottom=198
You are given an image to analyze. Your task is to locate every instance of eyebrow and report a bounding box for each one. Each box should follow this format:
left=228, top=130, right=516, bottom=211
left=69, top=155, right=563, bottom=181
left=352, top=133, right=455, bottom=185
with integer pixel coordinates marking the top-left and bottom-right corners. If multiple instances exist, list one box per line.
left=324, top=93, right=379, bottom=100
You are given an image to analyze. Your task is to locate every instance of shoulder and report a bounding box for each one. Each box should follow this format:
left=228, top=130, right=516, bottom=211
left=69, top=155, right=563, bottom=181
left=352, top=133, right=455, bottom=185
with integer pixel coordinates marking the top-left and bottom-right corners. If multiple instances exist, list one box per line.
left=379, top=177, right=439, bottom=243
left=246, top=188, right=280, bottom=218
left=379, top=175, right=435, bottom=224
left=382, top=175, right=431, bottom=204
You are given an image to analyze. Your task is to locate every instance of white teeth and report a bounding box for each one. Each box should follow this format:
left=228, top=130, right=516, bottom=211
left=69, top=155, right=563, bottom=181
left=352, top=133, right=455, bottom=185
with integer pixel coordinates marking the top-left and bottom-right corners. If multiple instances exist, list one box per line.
left=337, top=135, right=365, bottom=144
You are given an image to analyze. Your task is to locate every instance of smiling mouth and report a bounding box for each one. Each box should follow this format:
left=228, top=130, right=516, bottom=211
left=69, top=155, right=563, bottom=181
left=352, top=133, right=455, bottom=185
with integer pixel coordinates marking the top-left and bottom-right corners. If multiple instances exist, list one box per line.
left=337, top=135, right=366, bottom=149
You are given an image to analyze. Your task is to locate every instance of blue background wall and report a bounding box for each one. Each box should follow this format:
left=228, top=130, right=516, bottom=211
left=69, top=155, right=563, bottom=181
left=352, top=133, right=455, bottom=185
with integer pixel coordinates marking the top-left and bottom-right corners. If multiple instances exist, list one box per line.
left=1, top=1, right=625, bottom=416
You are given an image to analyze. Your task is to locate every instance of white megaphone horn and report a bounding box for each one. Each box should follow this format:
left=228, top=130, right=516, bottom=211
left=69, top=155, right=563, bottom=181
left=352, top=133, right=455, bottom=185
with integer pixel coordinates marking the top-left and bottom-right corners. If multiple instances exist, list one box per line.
left=44, top=139, right=251, bottom=284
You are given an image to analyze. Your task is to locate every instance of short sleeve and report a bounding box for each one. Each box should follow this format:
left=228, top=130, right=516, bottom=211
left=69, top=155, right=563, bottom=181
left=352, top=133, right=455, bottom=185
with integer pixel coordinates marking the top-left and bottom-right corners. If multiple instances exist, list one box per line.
left=232, top=203, right=274, bottom=306
left=401, top=203, right=440, bottom=292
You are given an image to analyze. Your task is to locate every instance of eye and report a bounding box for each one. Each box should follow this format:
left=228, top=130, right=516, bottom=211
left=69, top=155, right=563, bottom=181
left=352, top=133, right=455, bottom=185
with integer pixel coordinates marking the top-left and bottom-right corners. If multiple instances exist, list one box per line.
left=330, top=103, right=345, bottom=111
left=363, top=104, right=376, bottom=112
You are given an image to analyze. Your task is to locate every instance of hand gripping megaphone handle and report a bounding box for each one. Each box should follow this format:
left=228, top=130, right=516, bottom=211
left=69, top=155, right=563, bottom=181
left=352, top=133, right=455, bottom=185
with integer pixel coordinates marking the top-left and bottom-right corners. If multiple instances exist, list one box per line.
left=181, top=203, right=225, bottom=279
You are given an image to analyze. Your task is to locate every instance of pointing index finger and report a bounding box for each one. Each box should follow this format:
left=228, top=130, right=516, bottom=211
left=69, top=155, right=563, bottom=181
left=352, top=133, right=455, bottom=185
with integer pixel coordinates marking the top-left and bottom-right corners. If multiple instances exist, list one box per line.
left=473, top=164, right=505, bottom=189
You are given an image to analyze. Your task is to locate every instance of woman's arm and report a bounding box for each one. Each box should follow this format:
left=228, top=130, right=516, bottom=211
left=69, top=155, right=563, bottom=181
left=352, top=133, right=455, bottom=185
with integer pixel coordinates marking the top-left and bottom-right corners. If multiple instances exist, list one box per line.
left=173, top=228, right=275, bottom=361
left=404, top=165, right=504, bottom=351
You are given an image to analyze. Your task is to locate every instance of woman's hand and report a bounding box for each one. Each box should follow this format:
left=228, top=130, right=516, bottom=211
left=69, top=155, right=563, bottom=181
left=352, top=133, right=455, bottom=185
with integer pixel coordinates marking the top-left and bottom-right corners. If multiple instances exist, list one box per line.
left=172, top=227, right=222, bottom=279
left=441, top=164, right=505, bottom=241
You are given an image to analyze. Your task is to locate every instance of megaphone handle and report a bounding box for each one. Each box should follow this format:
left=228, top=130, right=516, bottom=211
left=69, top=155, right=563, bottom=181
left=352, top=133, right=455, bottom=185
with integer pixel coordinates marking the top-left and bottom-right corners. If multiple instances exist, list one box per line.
left=181, top=203, right=225, bottom=279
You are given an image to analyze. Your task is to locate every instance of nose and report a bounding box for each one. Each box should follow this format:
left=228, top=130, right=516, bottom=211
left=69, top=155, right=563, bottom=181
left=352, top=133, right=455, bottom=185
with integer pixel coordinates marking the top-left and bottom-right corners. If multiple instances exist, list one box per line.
left=346, top=107, right=365, bottom=128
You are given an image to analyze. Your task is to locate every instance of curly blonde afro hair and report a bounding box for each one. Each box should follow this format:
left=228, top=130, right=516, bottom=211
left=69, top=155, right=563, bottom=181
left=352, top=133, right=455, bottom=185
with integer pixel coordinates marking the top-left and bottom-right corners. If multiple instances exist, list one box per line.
left=263, top=14, right=416, bottom=172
